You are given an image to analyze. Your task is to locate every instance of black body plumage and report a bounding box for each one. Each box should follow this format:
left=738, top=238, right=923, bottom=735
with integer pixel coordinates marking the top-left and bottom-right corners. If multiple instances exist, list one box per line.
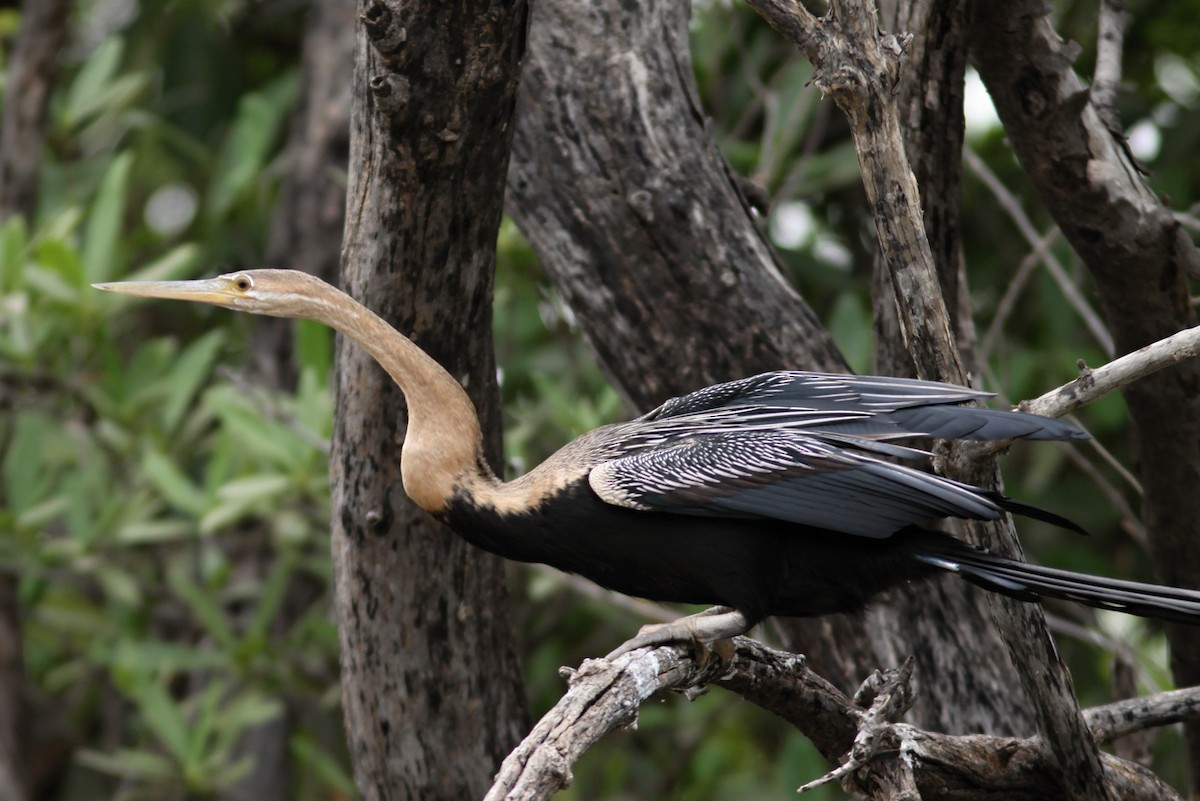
left=443, top=371, right=1200, bottom=630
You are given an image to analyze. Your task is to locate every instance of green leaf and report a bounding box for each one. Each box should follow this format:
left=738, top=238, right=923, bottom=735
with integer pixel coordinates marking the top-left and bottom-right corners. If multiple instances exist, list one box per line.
left=0, top=215, right=27, bottom=293
left=115, top=519, right=194, bottom=544
left=160, top=330, right=225, bottom=433
left=3, top=413, right=57, bottom=516
left=23, top=262, right=79, bottom=304
left=246, top=558, right=294, bottom=641
left=217, top=691, right=283, bottom=735
left=169, top=569, right=235, bottom=649
left=15, top=495, right=70, bottom=531
left=293, top=317, right=332, bottom=386
left=62, top=38, right=125, bottom=129
left=120, top=243, right=201, bottom=285
left=140, top=450, right=208, bottom=516
left=97, top=565, right=143, bottom=607
left=215, top=473, right=291, bottom=503
left=207, top=391, right=307, bottom=469
left=184, top=681, right=226, bottom=770
left=128, top=681, right=191, bottom=765
left=83, top=152, right=134, bottom=284
left=208, top=73, right=300, bottom=218
left=76, top=747, right=177, bottom=782
left=290, top=733, right=358, bottom=797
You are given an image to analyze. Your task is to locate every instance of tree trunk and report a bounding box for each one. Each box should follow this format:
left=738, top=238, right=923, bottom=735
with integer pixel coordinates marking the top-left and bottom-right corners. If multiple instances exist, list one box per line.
left=332, top=2, right=529, bottom=799
left=0, top=0, right=71, bottom=219
left=217, top=5, right=355, bottom=800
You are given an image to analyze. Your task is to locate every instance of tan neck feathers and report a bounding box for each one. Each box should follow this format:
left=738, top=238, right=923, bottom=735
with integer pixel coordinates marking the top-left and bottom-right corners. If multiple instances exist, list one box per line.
left=314, top=286, right=485, bottom=512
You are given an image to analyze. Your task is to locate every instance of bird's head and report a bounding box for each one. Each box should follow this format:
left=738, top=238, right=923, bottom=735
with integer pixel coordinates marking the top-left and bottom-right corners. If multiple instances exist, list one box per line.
left=93, top=269, right=336, bottom=319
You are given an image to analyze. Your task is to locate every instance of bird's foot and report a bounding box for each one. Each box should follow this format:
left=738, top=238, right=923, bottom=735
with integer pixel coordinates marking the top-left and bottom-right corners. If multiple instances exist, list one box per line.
left=604, top=607, right=749, bottom=664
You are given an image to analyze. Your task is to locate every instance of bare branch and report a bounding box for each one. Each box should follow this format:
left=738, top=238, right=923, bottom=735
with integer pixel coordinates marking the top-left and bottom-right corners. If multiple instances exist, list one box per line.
left=799, top=658, right=917, bottom=795
left=1088, top=684, right=1200, bottom=743
left=1023, top=325, right=1200, bottom=420
left=954, top=324, right=1200, bottom=471
left=744, top=0, right=824, bottom=55
left=487, top=638, right=1197, bottom=800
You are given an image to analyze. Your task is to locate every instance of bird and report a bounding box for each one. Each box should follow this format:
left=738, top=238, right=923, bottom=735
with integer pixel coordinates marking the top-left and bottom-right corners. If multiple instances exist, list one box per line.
left=95, top=269, right=1200, bottom=657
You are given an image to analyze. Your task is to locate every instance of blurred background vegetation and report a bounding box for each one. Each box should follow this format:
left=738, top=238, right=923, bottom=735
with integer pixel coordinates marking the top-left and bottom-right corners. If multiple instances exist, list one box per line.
left=2, top=0, right=1198, bottom=798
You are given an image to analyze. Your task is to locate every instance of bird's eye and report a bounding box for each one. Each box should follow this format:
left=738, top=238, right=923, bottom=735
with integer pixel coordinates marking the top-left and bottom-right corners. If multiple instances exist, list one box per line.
left=233, top=275, right=252, bottom=291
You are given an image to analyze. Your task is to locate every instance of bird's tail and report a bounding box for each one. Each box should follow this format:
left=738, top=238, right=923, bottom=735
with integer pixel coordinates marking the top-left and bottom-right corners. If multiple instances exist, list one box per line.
left=913, top=534, right=1200, bottom=625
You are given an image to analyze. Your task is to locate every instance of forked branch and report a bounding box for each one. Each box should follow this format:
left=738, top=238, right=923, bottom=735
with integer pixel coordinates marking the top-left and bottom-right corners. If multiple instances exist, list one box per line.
left=484, top=637, right=1198, bottom=801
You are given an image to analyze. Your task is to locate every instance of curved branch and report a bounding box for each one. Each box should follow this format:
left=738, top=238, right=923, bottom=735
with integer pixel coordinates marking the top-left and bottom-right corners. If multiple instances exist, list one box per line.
left=486, top=637, right=1197, bottom=801
left=1089, top=684, right=1200, bottom=744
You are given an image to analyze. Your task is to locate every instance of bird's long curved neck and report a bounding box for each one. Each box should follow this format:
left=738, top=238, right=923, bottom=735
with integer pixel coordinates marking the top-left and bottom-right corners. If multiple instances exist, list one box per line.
left=311, top=287, right=489, bottom=512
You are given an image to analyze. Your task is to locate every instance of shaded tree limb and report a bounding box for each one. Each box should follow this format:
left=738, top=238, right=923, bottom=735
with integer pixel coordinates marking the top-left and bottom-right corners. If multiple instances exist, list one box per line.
left=485, top=638, right=1196, bottom=801
left=1092, top=0, right=1127, bottom=130
left=0, top=577, right=24, bottom=801
left=255, top=0, right=354, bottom=389
left=954, top=322, right=1200, bottom=471
left=970, top=7, right=1200, bottom=785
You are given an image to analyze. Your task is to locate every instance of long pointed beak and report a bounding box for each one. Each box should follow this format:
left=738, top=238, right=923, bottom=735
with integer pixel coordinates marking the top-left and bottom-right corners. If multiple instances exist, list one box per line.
left=92, top=277, right=237, bottom=307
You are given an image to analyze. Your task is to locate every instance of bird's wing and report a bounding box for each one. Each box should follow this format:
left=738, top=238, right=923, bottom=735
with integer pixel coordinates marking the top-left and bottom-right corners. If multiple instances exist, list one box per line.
left=636, top=371, right=1085, bottom=443
left=588, top=430, right=1004, bottom=538
left=638, top=371, right=991, bottom=420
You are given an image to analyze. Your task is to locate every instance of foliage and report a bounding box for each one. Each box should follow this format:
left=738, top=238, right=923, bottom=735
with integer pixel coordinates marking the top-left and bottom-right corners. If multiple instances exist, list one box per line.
left=3, top=0, right=1199, bottom=798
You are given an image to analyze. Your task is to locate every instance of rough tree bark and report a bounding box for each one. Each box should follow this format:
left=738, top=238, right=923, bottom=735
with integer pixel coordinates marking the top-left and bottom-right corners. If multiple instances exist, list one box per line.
left=970, top=0, right=1200, bottom=788
left=332, top=2, right=529, bottom=799
left=0, top=0, right=71, bottom=219
left=0, top=2, right=74, bottom=800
